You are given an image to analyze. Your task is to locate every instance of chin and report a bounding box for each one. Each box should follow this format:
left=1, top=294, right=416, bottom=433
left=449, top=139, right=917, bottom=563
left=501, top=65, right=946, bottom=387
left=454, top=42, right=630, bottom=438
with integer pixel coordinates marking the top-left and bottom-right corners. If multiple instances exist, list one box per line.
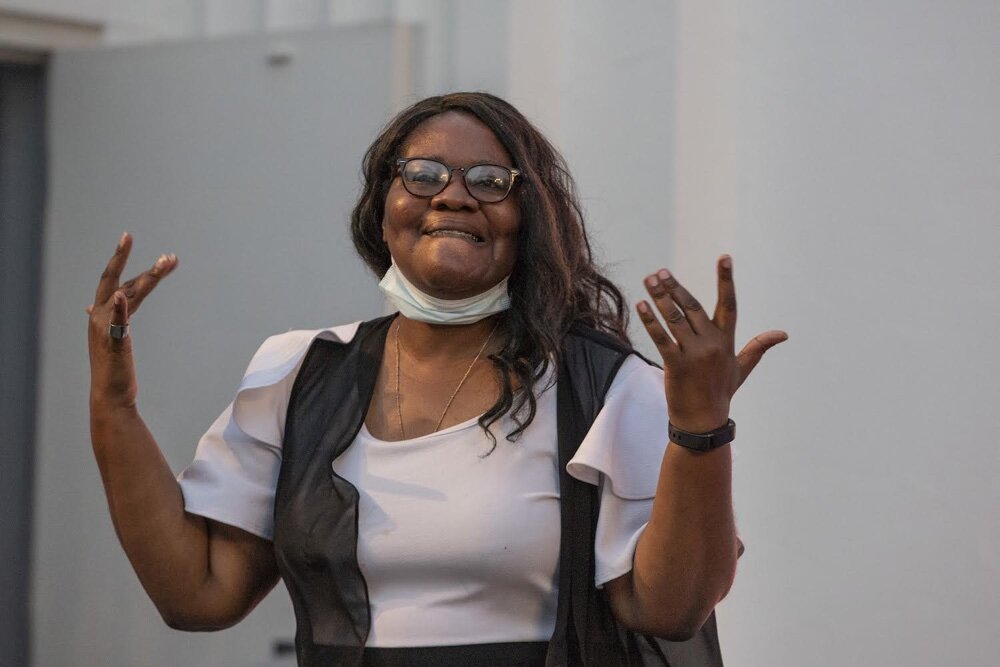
left=420, top=265, right=502, bottom=299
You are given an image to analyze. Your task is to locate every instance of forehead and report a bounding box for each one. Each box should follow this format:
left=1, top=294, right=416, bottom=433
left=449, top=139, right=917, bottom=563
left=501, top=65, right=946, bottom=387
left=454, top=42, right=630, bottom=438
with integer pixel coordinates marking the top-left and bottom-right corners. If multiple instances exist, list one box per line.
left=400, top=111, right=513, bottom=166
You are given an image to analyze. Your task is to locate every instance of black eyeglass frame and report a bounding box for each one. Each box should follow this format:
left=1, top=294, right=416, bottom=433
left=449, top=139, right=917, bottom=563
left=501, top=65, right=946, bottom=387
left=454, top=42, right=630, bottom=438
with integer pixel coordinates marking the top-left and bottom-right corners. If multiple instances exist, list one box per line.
left=395, top=157, right=522, bottom=203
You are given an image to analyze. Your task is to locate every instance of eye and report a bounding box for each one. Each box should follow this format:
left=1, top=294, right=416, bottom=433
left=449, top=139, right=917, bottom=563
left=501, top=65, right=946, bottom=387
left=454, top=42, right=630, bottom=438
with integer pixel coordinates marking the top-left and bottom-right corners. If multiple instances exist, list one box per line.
left=409, top=170, right=440, bottom=183
left=403, top=160, right=448, bottom=184
left=467, top=165, right=510, bottom=191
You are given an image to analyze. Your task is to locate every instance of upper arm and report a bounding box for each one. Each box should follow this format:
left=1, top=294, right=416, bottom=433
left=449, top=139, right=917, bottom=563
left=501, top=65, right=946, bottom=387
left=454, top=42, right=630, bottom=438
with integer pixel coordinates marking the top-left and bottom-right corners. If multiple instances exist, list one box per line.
left=168, top=516, right=280, bottom=631
left=604, top=570, right=643, bottom=632
left=603, top=535, right=745, bottom=640
left=603, top=570, right=705, bottom=641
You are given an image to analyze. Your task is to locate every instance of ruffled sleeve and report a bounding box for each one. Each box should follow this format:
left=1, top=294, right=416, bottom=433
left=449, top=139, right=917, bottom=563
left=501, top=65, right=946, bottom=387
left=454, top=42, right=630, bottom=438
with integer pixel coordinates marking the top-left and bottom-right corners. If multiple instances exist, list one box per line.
left=177, top=322, right=361, bottom=540
left=565, top=354, right=670, bottom=588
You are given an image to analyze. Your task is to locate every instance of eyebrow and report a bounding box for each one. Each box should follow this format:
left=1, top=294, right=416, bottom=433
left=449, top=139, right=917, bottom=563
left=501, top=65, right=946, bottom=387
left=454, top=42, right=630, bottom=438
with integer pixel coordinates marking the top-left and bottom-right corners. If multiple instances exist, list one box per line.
left=403, top=154, right=512, bottom=168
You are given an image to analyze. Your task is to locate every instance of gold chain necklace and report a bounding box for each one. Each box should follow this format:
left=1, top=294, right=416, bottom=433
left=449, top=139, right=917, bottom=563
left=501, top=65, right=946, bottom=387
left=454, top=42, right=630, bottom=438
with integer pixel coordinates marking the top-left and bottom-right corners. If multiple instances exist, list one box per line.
left=394, top=320, right=499, bottom=440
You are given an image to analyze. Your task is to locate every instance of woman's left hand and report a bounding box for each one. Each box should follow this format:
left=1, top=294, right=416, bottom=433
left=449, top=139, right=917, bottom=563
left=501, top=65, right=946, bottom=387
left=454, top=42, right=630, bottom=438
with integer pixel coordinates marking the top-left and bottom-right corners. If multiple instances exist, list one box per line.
left=636, top=255, right=787, bottom=434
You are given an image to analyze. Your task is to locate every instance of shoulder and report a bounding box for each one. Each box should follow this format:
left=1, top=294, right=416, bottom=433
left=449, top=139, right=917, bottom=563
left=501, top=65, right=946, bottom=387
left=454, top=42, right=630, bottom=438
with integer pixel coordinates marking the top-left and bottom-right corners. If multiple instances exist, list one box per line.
left=238, top=320, right=369, bottom=392
left=563, top=322, right=659, bottom=367
left=605, top=354, right=664, bottom=400
left=564, top=322, right=632, bottom=354
left=561, top=322, right=659, bottom=399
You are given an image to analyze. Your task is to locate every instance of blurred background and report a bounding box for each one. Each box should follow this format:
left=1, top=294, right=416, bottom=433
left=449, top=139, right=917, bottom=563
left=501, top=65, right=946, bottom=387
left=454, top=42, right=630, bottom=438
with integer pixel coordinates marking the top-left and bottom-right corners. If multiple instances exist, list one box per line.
left=1, top=1, right=998, bottom=665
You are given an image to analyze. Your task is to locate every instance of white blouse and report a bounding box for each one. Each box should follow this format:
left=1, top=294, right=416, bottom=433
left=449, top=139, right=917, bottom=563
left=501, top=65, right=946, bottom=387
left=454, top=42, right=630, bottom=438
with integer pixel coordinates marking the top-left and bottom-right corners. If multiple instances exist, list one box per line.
left=177, top=322, right=672, bottom=647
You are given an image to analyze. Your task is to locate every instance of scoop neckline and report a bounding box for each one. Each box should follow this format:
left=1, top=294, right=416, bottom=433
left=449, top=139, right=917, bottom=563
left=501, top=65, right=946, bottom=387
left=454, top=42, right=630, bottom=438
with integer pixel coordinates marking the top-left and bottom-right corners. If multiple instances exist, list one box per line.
left=359, top=413, right=485, bottom=444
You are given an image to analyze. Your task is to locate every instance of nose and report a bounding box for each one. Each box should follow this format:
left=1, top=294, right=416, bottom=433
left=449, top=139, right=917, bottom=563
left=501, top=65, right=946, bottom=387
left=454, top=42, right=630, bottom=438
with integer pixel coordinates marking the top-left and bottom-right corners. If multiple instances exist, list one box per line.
left=431, top=169, right=479, bottom=211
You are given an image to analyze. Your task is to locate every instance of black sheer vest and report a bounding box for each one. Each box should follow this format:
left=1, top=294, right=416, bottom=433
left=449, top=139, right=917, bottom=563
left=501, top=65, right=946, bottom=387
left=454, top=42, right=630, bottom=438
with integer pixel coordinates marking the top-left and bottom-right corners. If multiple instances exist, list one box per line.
left=273, top=316, right=724, bottom=666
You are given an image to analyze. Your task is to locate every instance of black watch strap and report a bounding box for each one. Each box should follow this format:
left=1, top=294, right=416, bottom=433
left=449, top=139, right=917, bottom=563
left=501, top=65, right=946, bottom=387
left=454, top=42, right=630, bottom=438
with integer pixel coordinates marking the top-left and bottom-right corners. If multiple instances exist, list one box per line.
left=668, top=419, right=736, bottom=451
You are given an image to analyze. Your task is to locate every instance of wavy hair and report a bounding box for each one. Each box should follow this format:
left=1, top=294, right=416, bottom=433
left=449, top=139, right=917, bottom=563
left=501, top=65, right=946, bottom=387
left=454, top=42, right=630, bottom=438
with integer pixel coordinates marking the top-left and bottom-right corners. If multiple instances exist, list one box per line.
left=351, top=92, right=630, bottom=447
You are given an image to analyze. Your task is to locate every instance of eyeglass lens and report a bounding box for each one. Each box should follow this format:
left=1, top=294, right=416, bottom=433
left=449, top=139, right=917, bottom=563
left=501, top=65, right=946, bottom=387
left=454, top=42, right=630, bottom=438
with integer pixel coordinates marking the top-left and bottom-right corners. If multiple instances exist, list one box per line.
left=400, top=159, right=514, bottom=203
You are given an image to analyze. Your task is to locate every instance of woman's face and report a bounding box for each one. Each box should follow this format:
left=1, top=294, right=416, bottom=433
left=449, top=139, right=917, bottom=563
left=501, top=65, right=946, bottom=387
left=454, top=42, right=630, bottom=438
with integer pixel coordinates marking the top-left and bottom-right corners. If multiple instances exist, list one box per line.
left=382, top=111, right=521, bottom=300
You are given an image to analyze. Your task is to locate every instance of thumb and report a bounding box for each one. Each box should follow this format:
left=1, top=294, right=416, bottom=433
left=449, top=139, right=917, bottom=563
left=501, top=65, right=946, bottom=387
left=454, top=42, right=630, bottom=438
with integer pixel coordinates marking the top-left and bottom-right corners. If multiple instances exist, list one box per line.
left=736, top=330, right=787, bottom=388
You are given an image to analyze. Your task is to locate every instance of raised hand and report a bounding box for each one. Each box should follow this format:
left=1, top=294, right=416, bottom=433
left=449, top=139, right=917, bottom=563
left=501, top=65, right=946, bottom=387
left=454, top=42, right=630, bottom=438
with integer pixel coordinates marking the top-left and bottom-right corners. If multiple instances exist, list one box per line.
left=635, top=255, right=786, bottom=434
left=87, top=232, right=178, bottom=408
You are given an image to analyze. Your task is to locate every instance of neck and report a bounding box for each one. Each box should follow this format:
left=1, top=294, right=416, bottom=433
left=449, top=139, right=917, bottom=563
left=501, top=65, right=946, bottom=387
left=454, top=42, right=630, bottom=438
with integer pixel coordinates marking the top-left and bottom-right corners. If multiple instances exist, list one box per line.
left=394, top=314, right=502, bottom=361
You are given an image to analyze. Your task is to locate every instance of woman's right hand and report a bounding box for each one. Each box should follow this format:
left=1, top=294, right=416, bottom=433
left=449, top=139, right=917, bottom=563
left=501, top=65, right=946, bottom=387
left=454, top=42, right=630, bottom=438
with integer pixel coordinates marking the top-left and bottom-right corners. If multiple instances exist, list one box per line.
left=86, top=233, right=279, bottom=630
left=87, top=232, right=178, bottom=409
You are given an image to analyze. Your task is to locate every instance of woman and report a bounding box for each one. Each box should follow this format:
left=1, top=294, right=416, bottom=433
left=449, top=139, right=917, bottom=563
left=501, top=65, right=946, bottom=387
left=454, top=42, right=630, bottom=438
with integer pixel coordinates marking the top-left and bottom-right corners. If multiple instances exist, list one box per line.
left=87, top=92, right=785, bottom=666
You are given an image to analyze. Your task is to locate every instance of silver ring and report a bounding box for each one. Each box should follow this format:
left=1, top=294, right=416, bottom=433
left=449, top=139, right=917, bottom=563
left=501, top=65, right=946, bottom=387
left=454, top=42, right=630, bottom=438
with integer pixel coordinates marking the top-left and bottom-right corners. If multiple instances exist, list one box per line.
left=109, top=323, right=129, bottom=340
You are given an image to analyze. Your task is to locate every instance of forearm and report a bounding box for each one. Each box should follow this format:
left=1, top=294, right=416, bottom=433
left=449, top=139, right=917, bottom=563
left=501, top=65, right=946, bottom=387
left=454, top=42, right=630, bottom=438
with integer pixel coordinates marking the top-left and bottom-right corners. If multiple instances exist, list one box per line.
left=86, top=238, right=276, bottom=630
left=628, top=441, right=737, bottom=636
left=90, top=399, right=215, bottom=622
left=622, top=257, right=785, bottom=638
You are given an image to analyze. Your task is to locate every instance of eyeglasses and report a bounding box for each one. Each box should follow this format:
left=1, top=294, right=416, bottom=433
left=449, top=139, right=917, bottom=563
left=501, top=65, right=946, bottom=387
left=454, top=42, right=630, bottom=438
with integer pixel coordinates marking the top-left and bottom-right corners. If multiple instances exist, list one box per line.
left=396, top=158, right=521, bottom=204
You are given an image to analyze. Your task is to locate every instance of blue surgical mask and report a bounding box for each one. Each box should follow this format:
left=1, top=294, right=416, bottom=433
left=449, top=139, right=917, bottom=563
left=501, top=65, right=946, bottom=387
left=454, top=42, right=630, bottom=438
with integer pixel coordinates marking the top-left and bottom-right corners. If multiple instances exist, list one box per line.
left=378, top=262, right=511, bottom=325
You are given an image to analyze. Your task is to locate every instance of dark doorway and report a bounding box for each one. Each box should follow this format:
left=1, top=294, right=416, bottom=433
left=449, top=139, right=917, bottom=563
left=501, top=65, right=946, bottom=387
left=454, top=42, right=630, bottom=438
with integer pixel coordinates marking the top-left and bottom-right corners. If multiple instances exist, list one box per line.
left=0, top=59, right=47, bottom=667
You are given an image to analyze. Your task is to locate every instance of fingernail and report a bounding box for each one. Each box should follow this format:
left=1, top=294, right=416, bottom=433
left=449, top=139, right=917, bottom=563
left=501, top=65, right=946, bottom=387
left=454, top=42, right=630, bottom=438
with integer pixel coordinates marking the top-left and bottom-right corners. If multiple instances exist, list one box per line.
left=113, top=291, right=122, bottom=306
left=118, top=232, right=127, bottom=249
left=657, top=269, right=671, bottom=281
left=637, top=301, right=649, bottom=313
left=646, top=275, right=659, bottom=287
left=721, top=255, right=732, bottom=269
left=155, top=254, right=168, bottom=268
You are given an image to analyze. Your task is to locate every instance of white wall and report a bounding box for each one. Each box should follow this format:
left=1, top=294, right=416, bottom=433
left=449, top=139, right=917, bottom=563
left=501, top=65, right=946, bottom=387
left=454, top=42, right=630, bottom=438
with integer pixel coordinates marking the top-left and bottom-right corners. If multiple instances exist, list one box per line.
left=22, top=1, right=1000, bottom=665
left=508, top=3, right=999, bottom=664
left=669, top=2, right=1000, bottom=665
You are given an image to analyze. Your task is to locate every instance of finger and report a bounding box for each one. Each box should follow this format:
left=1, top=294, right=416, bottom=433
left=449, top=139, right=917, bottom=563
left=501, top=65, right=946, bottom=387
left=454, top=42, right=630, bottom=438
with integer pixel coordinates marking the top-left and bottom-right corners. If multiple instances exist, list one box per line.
left=645, top=271, right=694, bottom=342
left=713, top=255, right=737, bottom=337
left=656, top=268, right=713, bottom=334
left=95, top=232, right=133, bottom=305
left=109, top=290, right=131, bottom=349
left=111, top=290, right=129, bottom=324
left=119, top=253, right=178, bottom=314
left=735, top=329, right=788, bottom=387
left=636, top=300, right=679, bottom=359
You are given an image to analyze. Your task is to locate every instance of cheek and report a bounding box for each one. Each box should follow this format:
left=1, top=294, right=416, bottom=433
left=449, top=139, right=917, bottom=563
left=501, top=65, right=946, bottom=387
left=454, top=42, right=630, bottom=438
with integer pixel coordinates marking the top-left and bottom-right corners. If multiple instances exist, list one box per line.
left=500, top=209, right=522, bottom=245
left=495, top=211, right=521, bottom=269
left=494, top=198, right=521, bottom=235
left=382, top=188, right=418, bottom=236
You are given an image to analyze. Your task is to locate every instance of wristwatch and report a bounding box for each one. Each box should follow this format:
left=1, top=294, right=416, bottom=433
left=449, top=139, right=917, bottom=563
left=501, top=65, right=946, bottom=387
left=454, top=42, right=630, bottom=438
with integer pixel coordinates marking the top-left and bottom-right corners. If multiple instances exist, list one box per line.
left=668, top=419, right=736, bottom=452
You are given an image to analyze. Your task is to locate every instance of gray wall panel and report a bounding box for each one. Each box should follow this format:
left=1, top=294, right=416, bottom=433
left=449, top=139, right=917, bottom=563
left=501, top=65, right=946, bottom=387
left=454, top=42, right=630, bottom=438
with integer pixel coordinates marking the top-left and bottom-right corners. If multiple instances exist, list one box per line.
left=36, top=25, right=413, bottom=666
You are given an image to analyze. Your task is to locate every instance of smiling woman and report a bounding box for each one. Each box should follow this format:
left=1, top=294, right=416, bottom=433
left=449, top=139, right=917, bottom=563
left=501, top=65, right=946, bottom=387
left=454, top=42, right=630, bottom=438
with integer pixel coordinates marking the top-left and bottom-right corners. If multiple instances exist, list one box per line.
left=86, top=92, right=785, bottom=667
left=350, top=94, right=642, bottom=449
left=381, top=111, right=521, bottom=300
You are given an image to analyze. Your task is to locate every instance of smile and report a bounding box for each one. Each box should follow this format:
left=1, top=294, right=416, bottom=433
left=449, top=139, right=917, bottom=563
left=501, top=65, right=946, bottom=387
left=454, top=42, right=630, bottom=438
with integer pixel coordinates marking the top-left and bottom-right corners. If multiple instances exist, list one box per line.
left=425, top=229, right=484, bottom=243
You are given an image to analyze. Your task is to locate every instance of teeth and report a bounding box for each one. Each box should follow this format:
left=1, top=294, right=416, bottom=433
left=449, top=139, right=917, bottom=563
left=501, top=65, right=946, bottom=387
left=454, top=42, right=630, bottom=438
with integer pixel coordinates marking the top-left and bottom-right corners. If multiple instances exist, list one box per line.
left=428, top=229, right=482, bottom=242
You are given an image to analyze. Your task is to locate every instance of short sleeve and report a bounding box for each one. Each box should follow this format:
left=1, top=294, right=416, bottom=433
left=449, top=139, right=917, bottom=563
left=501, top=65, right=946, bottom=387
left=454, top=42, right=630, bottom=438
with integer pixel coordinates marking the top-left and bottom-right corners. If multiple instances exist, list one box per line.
left=565, top=354, right=669, bottom=587
left=177, top=322, right=361, bottom=540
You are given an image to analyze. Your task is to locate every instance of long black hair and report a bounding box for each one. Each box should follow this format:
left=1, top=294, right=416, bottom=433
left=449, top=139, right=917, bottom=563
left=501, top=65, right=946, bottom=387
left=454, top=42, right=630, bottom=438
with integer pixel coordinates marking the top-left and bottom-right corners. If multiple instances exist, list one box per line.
left=351, top=92, right=630, bottom=446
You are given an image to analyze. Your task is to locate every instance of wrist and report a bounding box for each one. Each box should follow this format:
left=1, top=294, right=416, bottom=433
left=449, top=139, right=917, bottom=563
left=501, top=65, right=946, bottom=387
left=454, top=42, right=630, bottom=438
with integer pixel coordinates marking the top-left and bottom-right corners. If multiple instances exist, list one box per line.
left=667, top=412, right=730, bottom=434
left=667, top=418, right=735, bottom=452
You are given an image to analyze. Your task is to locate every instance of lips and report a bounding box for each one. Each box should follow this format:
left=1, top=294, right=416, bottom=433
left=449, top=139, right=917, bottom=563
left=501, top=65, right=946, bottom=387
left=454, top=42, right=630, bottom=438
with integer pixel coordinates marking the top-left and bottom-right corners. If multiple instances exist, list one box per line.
left=426, top=229, right=484, bottom=243
left=422, top=220, right=485, bottom=244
